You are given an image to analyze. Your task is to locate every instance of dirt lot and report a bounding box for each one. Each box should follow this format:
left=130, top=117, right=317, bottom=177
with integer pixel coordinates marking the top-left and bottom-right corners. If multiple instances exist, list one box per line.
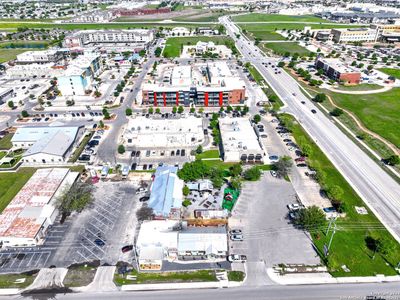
left=63, top=265, right=97, bottom=288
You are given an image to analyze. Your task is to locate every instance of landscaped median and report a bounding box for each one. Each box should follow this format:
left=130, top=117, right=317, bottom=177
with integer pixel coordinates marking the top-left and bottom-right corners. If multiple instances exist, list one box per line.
left=0, top=271, right=38, bottom=289
left=277, top=114, right=400, bottom=277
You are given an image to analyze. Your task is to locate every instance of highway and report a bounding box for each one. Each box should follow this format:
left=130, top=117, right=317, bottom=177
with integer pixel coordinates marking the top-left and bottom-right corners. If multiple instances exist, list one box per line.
left=16, top=282, right=400, bottom=300
left=220, top=16, right=400, bottom=242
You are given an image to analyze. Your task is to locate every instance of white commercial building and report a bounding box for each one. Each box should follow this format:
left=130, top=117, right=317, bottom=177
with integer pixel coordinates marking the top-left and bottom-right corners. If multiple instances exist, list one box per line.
left=136, top=220, right=227, bottom=270
left=123, top=116, right=204, bottom=149
left=63, top=29, right=154, bottom=49
left=16, top=49, right=65, bottom=64
left=12, top=126, right=80, bottom=164
left=6, top=63, right=63, bottom=79
left=331, top=28, right=378, bottom=43
left=0, top=168, right=79, bottom=247
left=219, top=117, right=265, bottom=163
left=169, top=27, right=191, bottom=37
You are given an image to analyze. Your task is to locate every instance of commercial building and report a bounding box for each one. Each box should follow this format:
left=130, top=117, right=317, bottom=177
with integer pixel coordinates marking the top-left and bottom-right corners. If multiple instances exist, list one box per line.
left=63, top=29, right=154, bottom=49
left=371, top=23, right=400, bottom=42
left=12, top=126, right=80, bottom=164
left=16, top=49, right=65, bottom=65
left=0, top=168, right=79, bottom=247
left=315, top=57, right=361, bottom=84
left=331, top=28, right=378, bottom=43
left=148, top=166, right=183, bottom=219
left=112, top=8, right=171, bottom=17
left=57, top=54, right=101, bottom=96
left=219, top=117, right=265, bottom=163
left=0, top=88, right=14, bottom=104
left=136, top=220, right=227, bottom=270
left=123, top=116, right=204, bottom=149
left=142, top=62, right=246, bottom=107
left=6, top=63, right=64, bottom=79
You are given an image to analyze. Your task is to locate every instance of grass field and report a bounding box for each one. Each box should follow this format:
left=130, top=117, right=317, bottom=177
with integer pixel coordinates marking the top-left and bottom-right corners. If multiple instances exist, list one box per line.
left=334, top=84, right=383, bottom=91
left=0, top=49, right=37, bottom=63
left=325, top=88, right=400, bottom=148
left=0, top=133, right=13, bottom=149
left=279, top=114, right=400, bottom=277
left=0, top=273, right=37, bottom=288
left=379, top=68, right=400, bottom=79
left=261, top=42, right=311, bottom=56
left=0, top=168, right=36, bottom=213
left=233, top=14, right=324, bottom=23
left=247, top=64, right=266, bottom=85
left=114, top=269, right=218, bottom=285
left=196, top=150, right=220, bottom=160
left=240, top=23, right=364, bottom=41
left=163, top=36, right=236, bottom=58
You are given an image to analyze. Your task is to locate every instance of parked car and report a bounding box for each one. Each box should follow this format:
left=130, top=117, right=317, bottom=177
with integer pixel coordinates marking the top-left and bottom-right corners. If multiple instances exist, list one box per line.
left=229, top=229, right=242, bottom=235
left=230, top=234, right=244, bottom=241
left=323, top=207, right=337, bottom=213
left=227, top=254, right=247, bottom=263
left=79, top=154, right=91, bottom=161
left=139, top=196, right=150, bottom=202
left=295, top=157, right=306, bottom=162
left=136, top=187, right=147, bottom=195
left=311, top=109, right=317, bottom=114
left=270, top=170, right=277, bottom=177
left=283, top=139, right=292, bottom=143
left=287, top=203, right=302, bottom=212
left=297, top=163, right=307, bottom=168
left=88, top=140, right=99, bottom=147
left=94, top=239, right=105, bottom=247
left=121, top=245, right=133, bottom=253
left=92, top=135, right=101, bottom=140
left=269, top=155, right=279, bottom=162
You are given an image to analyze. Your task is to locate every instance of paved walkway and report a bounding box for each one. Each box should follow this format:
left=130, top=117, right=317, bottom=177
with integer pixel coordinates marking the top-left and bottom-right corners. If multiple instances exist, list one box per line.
left=328, top=85, right=392, bottom=95
left=24, top=267, right=68, bottom=291
left=75, top=266, right=118, bottom=292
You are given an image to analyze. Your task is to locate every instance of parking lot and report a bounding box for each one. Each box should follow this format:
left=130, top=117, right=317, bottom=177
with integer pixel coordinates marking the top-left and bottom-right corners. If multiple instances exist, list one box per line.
left=0, top=249, right=52, bottom=273
left=48, top=181, right=138, bottom=267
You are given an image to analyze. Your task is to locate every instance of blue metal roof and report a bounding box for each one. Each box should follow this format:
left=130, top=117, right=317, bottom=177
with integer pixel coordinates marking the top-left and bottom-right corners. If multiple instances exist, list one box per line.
left=12, top=126, right=79, bottom=143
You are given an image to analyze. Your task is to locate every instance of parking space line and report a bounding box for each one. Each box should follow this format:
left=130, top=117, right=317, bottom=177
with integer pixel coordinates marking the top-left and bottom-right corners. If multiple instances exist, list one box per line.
left=27, top=252, right=38, bottom=267
left=82, top=236, right=105, bottom=254
left=88, top=222, right=106, bottom=234
left=94, top=207, right=116, bottom=224
left=76, top=250, right=89, bottom=261
left=8, top=252, right=20, bottom=268
left=81, top=242, right=102, bottom=260
left=97, top=199, right=120, bottom=211
left=41, top=252, right=50, bottom=267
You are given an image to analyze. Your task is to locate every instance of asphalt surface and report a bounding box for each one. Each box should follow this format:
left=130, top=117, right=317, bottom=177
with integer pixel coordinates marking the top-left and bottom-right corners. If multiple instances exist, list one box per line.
left=15, top=282, right=400, bottom=300
left=221, top=16, right=400, bottom=243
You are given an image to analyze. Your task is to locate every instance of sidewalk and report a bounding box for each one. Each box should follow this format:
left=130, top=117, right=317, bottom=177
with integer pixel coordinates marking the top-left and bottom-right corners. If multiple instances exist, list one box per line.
left=120, top=280, right=242, bottom=291
left=267, top=268, right=400, bottom=285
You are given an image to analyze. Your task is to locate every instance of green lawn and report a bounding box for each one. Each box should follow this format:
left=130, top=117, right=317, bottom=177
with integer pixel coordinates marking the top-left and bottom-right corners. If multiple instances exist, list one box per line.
left=68, top=132, right=93, bottom=163
left=0, top=273, right=37, bottom=288
left=240, top=23, right=365, bottom=41
left=0, top=133, right=13, bottom=150
left=0, top=151, right=6, bottom=160
left=378, top=68, right=400, bottom=79
left=0, top=49, right=33, bottom=63
left=325, top=88, right=400, bottom=148
left=278, top=114, right=400, bottom=277
left=163, top=36, right=236, bottom=58
left=114, top=269, right=218, bottom=285
left=233, top=14, right=325, bottom=23
left=63, top=265, right=97, bottom=287
left=261, top=42, right=311, bottom=56
left=334, top=84, right=382, bottom=91
left=196, top=149, right=220, bottom=160
left=227, top=271, right=245, bottom=281
left=0, top=168, right=36, bottom=213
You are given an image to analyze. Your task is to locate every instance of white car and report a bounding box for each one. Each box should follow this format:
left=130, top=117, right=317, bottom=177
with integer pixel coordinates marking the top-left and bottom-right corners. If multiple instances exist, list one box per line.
left=230, top=234, right=244, bottom=241
left=287, top=203, right=303, bottom=212
left=135, top=187, right=147, bottom=195
left=228, top=254, right=247, bottom=263
left=270, top=170, right=277, bottom=177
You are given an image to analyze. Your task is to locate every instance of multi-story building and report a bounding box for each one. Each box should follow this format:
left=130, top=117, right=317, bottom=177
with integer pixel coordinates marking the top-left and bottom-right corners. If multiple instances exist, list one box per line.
left=63, top=29, right=154, bottom=49
left=331, top=27, right=378, bottom=43
left=16, top=49, right=65, bottom=65
left=57, top=54, right=101, bottom=96
left=371, top=23, right=400, bottom=42
left=142, top=62, right=246, bottom=107
left=6, top=63, right=64, bottom=79
left=315, top=57, right=361, bottom=84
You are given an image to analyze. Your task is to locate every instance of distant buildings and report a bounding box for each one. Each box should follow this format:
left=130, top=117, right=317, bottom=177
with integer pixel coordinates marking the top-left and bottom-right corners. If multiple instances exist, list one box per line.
left=0, top=168, right=79, bottom=247
left=12, top=126, right=80, bottom=164
left=63, top=29, right=154, bottom=49
left=148, top=166, right=184, bottom=219
left=315, top=57, right=361, bottom=85
left=57, top=53, right=101, bottom=96
left=136, top=220, right=228, bottom=270
left=219, top=117, right=265, bottom=163
left=331, top=28, right=378, bottom=43
left=142, top=61, right=246, bottom=107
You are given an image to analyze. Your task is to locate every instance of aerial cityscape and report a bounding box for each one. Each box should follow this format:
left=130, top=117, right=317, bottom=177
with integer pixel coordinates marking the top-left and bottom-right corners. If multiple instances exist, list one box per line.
left=0, top=0, right=399, bottom=299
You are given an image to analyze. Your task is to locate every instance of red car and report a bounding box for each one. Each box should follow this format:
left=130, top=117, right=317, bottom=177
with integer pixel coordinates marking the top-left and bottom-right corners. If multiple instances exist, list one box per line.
left=295, top=157, right=306, bottom=162
left=121, top=245, right=133, bottom=253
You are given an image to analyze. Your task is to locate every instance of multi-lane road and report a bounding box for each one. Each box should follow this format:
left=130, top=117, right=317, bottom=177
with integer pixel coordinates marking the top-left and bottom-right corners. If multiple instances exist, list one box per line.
left=220, top=16, right=400, bottom=242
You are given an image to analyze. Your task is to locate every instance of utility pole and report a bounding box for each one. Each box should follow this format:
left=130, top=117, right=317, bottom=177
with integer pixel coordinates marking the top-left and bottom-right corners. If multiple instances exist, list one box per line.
left=327, top=223, right=337, bottom=252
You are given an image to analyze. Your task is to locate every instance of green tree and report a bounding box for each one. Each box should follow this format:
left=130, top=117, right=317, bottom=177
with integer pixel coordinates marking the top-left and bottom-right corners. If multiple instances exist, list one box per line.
left=7, top=101, right=14, bottom=109
left=178, top=160, right=210, bottom=181
left=154, top=47, right=162, bottom=57
left=253, top=114, right=261, bottom=123
left=99, top=120, right=104, bottom=128
left=102, top=108, right=110, bottom=119
left=178, top=106, right=184, bottom=114
left=190, top=107, right=195, bottom=113
left=148, top=106, right=154, bottom=114
left=243, top=166, right=261, bottom=181
left=182, top=185, right=190, bottom=196
left=118, top=144, right=125, bottom=154
left=301, top=144, right=313, bottom=157
left=273, top=156, right=292, bottom=178
left=230, top=178, right=242, bottom=190
left=326, top=185, right=344, bottom=200
left=229, top=164, right=243, bottom=177
left=172, top=106, right=177, bottom=114
left=277, top=61, right=285, bottom=68
left=294, top=206, right=326, bottom=229
left=125, top=108, right=133, bottom=116
left=330, top=108, right=343, bottom=117
left=155, top=107, right=161, bottom=114
left=227, top=105, right=233, bottom=112
left=136, top=205, right=154, bottom=221
left=313, top=93, right=326, bottom=103
left=198, top=107, right=204, bottom=114
left=56, top=182, right=94, bottom=214
left=386, top=155, right=400, bottom=166
left=21, top=110, right=29, bottom=118
left=196, top=145, right=203, bottom=154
